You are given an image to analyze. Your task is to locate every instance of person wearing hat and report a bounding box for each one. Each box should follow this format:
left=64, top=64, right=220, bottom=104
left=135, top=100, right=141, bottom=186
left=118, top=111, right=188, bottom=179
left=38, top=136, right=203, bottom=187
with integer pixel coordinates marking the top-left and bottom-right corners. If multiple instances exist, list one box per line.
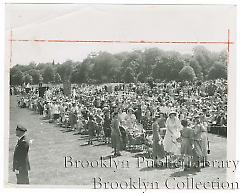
left=194, top=113, right=210, bottom=168
left=69, top=102, right=78, bottom=131
left=95, top=108, right=104, bottom=141
left=152, top=115, right=165, bottom=165
left=13, top=124, right=30, bottom=184
left=163, top=111, right=182, bottom=156
left=192, top=114, right=205, bottom=171
left=179, top=119, right=194, bottom=171
left=103, top=109, right=112, bottom=144
left=125, top=108, right=136, bottom=130
left=158, top=112, right=166, bottom=138
left=124, top=108, right=137, bottom=148
left=111, top=112, right=122, bottom=157
left=141, top=109, right=153, bottom=135
left=87, top=115, right=96, bottom=145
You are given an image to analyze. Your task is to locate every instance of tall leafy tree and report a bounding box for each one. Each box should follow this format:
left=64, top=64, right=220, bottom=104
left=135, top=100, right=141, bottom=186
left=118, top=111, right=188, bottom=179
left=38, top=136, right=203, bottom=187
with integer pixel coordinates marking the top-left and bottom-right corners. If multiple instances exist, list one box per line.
left=43, top=66, right=54, bottom=83
left=179, top=65, right=196, bottom=81
left=10, top=68, right=24, bottom=85
left=23, top=74, right=33, bottom=84
left=10, top=46, right=227, bottom=84
left=190, top=58, right=203, bottom=80
left=193, top=46, right=214, bottom=79
left=54, top=73, right=62, bottom=84
left=152, top=55, right=169, bottom=80
left=123, top=67, right=135, bottom=83
left=121, top=50, right=143, bottom=76
left=56, top=60, right=74, bottom=82
left=165, top=51, right=184, bottom=80
left=208, top=61, right=227, bottom=80
left=91, top=52, right=121, bottom=83
left=27, top=69, right=41, bottom=84
left=143, top=48, right=164, bottom=77
left=78, top=57, right=94, bottom=83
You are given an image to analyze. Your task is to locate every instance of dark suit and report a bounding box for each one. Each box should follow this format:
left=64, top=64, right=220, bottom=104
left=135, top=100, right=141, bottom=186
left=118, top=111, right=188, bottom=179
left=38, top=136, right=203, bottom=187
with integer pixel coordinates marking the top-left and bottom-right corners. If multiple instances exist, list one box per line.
left=13, top=135, right=30, bottom=184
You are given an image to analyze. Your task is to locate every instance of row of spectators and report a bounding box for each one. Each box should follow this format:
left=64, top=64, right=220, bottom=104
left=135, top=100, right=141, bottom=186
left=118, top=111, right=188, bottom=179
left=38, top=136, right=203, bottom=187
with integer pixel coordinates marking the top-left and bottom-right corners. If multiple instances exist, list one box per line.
left=14, top=79, right=227, bottom=136
left=12, top=79, right=227, bottom=169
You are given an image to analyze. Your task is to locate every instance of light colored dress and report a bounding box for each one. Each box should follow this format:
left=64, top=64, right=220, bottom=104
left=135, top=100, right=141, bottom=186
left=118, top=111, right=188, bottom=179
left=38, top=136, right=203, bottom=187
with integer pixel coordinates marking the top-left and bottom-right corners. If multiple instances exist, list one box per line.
left=125, top=113, right=136, bottom=131
left=200, top=122, right=208, bottom=157
left=118, top=112, right=127, bottom=128
left=163, top=117, right=182, bottom=154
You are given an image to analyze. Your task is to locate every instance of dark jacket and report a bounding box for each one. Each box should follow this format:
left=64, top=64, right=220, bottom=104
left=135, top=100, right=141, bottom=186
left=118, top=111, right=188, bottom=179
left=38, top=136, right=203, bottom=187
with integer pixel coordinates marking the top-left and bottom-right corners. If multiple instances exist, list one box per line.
left=13, top=135, right=30, bottom=172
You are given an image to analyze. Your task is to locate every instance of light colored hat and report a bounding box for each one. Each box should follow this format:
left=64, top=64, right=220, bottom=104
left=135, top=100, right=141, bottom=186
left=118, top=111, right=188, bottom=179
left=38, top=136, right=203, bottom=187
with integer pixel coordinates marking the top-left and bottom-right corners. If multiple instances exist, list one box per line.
left=128, top=107, right=134, bottom=112
left=169, top=111, right=177, bottom=116
left=194, top=114, right=200, bottom=118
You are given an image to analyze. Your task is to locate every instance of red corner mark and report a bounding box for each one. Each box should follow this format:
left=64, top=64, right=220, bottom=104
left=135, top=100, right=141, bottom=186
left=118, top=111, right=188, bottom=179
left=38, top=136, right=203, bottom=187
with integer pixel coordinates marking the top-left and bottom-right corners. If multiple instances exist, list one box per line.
left=227, top=29, right=231, bottom=64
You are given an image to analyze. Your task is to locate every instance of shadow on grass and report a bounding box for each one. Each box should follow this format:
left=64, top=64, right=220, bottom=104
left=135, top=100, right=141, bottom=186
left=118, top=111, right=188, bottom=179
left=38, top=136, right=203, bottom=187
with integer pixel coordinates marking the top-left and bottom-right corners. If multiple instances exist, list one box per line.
left=78, top=137, right=89, bottom=141
left=40, top=117, right=50, bottom=121
left=170, top=169, right=198, bottom=177
left=100, top=155, right=113, bottom=160
left=94, top=143, right=107, bottom=146
left=62, top=130, right=74, bottom=133
left=30, top=112, right=38, bottom=115
left=80, top=143, right=90, bottom=146
left=59, top=129, right=67, bottom=132
left=42, top=118, right=49, bottom=123
left=73, top=132, right=81, bottom=135
left=133, top=152, right=152, bottom=159
left=54, top=124, right=62, bottom=128
left=139, top=165, right=168, bottom=172
left=216, top=135, right=227, bottom=138
left=128, top=148, right=143, bottom=153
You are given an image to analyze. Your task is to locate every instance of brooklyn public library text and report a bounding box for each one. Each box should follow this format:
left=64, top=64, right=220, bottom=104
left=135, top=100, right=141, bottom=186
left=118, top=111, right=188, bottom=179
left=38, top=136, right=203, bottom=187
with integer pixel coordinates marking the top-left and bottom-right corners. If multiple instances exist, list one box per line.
left=93, top=177, right=239, bottom=190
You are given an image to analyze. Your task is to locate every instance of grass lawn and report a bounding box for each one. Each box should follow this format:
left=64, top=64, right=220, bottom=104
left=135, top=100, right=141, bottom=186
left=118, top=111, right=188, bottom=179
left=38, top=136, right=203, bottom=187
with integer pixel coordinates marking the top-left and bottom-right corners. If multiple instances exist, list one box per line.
left=8, top=96, right=227, bottom=188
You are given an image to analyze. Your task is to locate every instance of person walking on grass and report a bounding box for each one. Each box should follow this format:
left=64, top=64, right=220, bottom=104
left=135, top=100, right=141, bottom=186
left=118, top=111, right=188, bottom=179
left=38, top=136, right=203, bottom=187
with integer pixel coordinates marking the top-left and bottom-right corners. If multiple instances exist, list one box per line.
left=87, top=115, right=96, bottom=145
left=152, top=116, right=165, bottom=165
left=179, top=119, right=194, bottom=171
left=111, top=112, right=122, bottom=157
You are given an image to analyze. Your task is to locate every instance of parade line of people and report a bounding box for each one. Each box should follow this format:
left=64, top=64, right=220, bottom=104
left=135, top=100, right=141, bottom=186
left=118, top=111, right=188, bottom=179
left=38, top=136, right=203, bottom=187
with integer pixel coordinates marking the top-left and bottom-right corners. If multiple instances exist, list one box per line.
left=12, top=79, right=227, bottom=171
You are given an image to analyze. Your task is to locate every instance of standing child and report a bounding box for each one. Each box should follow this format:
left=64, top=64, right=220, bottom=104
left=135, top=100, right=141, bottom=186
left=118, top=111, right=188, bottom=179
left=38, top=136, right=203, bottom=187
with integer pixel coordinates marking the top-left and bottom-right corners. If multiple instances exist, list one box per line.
left=192, top=115, right=204, bottom=172
left=95, top=108, right=104, bottom=141
left=179, top=120, right=194, bottom=171
left=111, top=112, right=122, bottom=157
left=103, top=110, right=111, bottom=144
left=87, top=115, right=96, bottom=145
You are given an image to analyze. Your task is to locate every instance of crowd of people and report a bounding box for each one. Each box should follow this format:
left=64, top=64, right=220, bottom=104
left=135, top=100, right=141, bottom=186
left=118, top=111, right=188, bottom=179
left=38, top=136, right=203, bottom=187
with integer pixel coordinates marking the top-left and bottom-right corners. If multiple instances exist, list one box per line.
left=12, top=78, right=227, bottom=171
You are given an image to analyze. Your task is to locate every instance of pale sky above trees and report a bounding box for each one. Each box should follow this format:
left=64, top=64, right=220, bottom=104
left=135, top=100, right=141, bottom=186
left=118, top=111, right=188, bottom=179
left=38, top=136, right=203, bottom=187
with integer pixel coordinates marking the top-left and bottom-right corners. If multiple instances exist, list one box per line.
left=6, top=4, right=236, bottom=66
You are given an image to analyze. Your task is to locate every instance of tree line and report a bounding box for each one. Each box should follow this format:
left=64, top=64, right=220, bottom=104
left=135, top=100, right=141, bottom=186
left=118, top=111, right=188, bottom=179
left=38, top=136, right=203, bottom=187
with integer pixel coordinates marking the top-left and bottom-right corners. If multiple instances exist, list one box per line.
left=10, top=46, right=227, bottom=86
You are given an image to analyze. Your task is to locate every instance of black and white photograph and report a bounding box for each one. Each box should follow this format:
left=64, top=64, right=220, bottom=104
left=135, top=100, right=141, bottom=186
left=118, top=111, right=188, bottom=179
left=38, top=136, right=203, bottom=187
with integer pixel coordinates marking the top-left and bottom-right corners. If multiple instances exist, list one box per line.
left=5, top=3, right=237, bottom=189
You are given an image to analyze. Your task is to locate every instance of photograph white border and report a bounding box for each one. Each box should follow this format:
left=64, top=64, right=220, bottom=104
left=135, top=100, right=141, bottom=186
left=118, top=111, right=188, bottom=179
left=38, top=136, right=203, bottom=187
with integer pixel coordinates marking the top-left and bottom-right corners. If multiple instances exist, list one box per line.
left=1, top=1, right=240, bottom=193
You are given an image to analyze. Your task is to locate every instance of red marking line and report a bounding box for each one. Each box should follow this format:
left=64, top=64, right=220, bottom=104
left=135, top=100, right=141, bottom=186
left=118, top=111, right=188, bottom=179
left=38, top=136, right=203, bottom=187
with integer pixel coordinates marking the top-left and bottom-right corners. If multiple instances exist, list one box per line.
left=227, top=29, right=230, bottom=64
left=9, top=39, right=234, bottom=44
left=8, top=30, right=233, bottom=67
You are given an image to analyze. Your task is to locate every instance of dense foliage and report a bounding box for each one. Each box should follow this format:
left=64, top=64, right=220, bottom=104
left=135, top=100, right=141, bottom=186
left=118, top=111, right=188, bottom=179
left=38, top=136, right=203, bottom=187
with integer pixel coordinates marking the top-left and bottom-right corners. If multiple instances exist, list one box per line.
left=10, top=46, right=227, bottom=85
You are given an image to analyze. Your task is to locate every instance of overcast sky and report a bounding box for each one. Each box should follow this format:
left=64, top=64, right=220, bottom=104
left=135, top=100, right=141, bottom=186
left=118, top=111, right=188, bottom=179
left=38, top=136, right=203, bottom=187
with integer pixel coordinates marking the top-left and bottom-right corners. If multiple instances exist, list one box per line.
left=5, top=4, right=236, bottom=66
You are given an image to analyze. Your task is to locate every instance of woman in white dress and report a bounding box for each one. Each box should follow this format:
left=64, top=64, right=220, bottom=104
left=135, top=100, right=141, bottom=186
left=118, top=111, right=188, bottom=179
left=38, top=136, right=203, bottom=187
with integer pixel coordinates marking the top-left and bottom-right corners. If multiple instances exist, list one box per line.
left=163, top=111, right=182, bottom=155
left=124, top=108, right=136, bottom=148
left=124, top=108, right=136, bottom=131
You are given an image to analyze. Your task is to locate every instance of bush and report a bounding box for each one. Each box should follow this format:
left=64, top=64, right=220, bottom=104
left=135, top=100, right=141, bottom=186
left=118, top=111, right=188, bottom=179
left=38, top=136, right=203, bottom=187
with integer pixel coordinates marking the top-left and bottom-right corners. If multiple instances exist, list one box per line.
left=179, top=65, right=196, bottom=81
left=208, top=62, right=227, bottom=80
